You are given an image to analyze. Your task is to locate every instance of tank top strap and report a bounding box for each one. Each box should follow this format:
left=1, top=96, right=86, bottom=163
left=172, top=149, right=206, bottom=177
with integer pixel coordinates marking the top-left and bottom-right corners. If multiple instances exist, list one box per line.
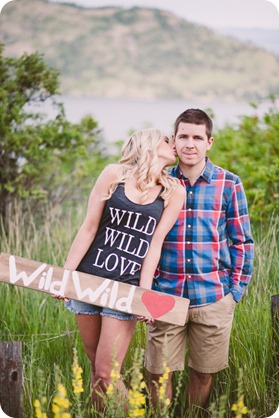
left=157, top=186, right=164, bottom=198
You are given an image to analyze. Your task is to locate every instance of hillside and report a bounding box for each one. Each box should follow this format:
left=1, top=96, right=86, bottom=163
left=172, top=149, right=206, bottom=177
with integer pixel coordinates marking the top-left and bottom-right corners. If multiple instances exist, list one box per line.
left=1, top=0, right=279, bottom=100
left=216, top=28, right=279, bottom=57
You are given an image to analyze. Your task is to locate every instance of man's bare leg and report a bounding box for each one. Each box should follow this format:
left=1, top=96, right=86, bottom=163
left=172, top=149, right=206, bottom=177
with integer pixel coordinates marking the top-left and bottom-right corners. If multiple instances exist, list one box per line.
left=187, top=367, right=212, bottom=409
left=147, top=371, right=173, bottom=415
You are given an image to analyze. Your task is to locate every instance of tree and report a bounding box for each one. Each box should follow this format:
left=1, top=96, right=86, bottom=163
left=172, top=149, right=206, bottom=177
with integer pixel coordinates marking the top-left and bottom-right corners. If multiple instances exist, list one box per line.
left=0, top=45, right=107, bottom=227
left=208, top=98, right=279, bottom=223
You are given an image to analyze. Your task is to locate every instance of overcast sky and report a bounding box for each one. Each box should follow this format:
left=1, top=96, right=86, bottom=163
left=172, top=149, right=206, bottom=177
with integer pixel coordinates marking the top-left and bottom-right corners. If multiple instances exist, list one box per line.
left=52, top=0, right=279, bottom=29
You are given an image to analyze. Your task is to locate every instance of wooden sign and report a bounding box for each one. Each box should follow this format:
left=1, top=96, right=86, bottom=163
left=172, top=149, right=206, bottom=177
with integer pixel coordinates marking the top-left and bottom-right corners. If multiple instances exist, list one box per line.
left=0, top=254, right=189, bottom=326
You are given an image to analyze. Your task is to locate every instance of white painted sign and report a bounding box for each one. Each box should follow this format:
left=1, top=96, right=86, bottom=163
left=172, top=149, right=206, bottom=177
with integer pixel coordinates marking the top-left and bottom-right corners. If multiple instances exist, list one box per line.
left=0, top=254, right=189, bottom=326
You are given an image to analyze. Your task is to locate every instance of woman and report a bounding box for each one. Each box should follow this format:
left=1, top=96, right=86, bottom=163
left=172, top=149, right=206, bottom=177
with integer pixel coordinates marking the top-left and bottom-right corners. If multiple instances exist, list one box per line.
left=63, top=128, right=185, bottom=409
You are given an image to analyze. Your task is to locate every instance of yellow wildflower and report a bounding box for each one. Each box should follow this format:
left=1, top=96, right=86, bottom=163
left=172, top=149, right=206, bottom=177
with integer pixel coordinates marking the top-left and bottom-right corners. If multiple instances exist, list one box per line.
left=33, top=398, right=47, bottom=418
left=52, top=381, right=71, bottom=417
left=106, top=383, right=114, bottom=395
left=52, top=404, right=60, bottom=414
left=110, top=370, right=121, bottom=379
left=106, top=358, right=121, bottom=399
left=128, top=349, right=147, bottom=418
left=72, top=348, right=84, bottom=396
left=155, top=361, right=171, bottom=413
left=133, top=409, right=145, bottom=416
left=34, top=400, right=41, bottom=408
left=231, top=394, right=249, bottom=417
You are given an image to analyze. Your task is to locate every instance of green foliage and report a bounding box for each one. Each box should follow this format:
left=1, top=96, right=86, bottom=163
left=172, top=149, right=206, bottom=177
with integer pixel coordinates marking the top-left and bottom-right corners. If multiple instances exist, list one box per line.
left=0, top=45, right=107, bottom=227
left=209, top=98, right=279, bottom=223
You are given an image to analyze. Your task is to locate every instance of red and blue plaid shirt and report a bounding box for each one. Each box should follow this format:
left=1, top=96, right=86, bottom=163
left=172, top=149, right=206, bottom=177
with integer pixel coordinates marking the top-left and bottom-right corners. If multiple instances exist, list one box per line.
left=153, top=158, right=254, bottom=307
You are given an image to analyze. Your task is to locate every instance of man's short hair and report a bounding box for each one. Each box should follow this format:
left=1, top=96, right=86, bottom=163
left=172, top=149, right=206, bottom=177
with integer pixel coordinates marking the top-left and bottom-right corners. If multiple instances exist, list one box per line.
left=174, top=108, right=213, bottom=139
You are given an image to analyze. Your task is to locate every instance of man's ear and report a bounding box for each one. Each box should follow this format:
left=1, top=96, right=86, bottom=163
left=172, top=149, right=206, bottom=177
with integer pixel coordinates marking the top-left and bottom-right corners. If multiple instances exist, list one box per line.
left=207, top=136, right=214, bottom=150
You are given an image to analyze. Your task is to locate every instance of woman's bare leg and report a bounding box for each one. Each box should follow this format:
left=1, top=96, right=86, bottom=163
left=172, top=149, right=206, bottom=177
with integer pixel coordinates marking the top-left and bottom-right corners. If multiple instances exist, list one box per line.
left=75, top=314, right=102, bottom=385
left=92, top=316, right=137, bottom=410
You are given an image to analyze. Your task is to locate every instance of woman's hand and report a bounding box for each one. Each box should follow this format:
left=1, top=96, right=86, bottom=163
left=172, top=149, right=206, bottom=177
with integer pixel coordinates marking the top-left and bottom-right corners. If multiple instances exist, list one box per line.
left=52, top=294, right=69, bottom=302
left=137, top=315, right=155, bottom=324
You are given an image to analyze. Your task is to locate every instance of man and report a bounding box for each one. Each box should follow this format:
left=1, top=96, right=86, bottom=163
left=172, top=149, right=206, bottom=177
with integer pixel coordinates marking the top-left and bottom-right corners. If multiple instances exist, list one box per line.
left=144, top=109, right=254, bottom=411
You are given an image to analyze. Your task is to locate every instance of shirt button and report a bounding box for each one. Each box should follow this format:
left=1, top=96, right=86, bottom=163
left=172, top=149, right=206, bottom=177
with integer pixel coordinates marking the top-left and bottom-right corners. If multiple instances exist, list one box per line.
left=187, top=241, right=190, bottom=244
left=188, top=275, right=191, bottom=278
left=188, top=225, right=191, bottom=228
left=189, top=191, right=193, bottom=195
left=187, top=259, right=191, bottom=262
left=188, top=208, right=192, bottom=211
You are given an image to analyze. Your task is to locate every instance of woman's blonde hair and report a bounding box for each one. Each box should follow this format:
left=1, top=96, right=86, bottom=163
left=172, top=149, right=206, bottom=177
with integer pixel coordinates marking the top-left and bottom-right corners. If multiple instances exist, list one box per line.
left=106, top=128, right=180, bottom=201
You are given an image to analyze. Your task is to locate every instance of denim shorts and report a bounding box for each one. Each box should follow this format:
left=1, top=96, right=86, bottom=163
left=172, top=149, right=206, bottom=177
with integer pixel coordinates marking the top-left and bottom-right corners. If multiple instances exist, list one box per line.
left=65, top=299, right=136, bottom=321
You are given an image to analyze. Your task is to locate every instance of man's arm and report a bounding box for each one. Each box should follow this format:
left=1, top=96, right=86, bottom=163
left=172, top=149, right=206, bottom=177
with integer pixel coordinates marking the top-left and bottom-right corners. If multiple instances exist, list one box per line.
left=227, top=178, right=254, bottom=302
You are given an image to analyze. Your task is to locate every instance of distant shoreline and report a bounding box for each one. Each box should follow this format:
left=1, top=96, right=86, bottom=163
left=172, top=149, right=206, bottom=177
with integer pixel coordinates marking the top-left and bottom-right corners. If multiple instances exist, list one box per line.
left=39, top=95, right=278, bottom=142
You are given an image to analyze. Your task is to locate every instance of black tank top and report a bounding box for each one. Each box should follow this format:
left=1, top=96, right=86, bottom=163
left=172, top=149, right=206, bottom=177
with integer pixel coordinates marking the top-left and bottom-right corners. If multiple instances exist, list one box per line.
left=77, top=184, right=164, bottom=285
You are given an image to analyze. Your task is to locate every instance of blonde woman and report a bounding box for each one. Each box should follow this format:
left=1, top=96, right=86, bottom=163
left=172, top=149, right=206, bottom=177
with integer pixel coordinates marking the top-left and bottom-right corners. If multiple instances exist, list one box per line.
left=63, top=128, right=186, bottom=410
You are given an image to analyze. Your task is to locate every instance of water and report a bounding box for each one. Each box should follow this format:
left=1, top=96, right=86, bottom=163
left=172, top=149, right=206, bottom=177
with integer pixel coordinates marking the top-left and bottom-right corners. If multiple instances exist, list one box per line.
left=44, top=96, right=275, bottom=143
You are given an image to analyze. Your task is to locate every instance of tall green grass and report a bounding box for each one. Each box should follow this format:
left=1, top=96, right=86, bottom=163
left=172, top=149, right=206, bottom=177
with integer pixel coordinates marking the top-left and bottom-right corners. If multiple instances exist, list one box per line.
left=0, top=203, right=278, bottom=417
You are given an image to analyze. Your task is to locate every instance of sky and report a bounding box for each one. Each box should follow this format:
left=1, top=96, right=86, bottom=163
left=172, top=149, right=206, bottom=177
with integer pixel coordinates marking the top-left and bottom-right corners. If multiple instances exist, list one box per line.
left=52, top=0, right=279, bottom=29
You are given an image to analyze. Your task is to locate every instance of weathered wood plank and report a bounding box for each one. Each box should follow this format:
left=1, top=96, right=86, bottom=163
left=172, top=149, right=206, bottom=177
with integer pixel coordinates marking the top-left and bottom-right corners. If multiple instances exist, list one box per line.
left=0, top=253, right=189, bottom=326
left=0, top=342, right=23, bottom=418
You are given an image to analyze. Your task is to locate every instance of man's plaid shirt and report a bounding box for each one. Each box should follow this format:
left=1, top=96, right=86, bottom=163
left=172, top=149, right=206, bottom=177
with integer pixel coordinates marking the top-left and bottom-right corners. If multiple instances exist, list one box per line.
left=153, top=158, right=254, bottom=307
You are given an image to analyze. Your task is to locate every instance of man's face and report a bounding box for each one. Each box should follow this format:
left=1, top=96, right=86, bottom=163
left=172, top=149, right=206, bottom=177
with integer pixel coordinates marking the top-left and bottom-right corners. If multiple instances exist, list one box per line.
left=173, top=122, right=214, bottom=169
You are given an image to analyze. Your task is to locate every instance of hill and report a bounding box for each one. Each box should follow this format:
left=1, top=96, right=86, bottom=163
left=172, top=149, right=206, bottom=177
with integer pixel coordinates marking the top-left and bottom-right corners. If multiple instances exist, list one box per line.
left=1, top=0, right=279, bottom=100
left=216, top=28, right=279, bottom=57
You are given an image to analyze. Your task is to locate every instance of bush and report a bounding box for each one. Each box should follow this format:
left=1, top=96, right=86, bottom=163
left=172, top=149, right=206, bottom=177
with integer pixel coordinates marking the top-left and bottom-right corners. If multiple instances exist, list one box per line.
left=0, top=44, right=107, bottom=228
left=209, top=98, right=279, bottom=223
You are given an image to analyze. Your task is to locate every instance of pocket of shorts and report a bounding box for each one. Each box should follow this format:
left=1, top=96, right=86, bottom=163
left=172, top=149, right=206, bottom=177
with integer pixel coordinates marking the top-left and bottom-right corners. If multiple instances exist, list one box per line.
left=227, top=292, right=236, bottom=304
left=225, top=292, right=237, bottom=313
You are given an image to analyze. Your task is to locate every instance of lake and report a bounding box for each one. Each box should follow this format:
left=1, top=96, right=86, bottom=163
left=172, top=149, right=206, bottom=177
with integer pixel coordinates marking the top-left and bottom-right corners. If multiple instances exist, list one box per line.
left=45, top=96, right=275, bottom=143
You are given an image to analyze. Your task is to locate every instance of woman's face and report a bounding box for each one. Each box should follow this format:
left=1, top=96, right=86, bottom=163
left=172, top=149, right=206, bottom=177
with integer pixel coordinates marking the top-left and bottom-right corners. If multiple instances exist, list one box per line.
left=157, top=134, right=177, bottom=167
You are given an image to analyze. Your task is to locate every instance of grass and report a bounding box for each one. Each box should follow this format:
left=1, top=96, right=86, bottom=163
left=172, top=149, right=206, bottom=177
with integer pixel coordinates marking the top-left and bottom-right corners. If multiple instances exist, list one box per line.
left=0, top=202, right=278, bottom=417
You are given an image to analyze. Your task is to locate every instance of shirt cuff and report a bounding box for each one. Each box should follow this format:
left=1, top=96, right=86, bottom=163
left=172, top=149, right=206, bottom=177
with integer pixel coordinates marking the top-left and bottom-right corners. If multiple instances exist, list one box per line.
left=230, top=285, right=245, bottom=303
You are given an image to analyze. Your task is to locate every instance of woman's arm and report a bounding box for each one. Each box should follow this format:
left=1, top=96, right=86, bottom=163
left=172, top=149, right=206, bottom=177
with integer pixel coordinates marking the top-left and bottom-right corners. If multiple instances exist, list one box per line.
left=139, top=184, right=186, bottom=289
left=63, top=164, right=120, bottom=271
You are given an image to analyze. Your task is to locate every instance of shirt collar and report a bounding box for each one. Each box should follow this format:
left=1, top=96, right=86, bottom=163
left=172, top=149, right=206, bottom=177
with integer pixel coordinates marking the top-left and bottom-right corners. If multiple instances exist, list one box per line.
left=174, top=157, right=214, bottom=184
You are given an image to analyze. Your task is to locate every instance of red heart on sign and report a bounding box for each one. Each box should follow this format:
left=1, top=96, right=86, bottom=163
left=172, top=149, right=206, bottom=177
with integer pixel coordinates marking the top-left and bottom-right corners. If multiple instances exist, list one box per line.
left=141, top=291, right=175, bottom=318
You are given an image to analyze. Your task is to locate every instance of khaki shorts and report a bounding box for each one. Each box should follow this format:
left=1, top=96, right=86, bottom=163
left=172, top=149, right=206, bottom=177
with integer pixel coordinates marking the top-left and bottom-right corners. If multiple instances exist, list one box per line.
left=145, top=292, right=236, bottom=374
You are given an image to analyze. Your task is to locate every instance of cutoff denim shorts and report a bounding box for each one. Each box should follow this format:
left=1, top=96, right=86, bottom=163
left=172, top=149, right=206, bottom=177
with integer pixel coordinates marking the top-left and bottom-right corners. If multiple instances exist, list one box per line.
left=65, top=299, right=136, bottom=321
